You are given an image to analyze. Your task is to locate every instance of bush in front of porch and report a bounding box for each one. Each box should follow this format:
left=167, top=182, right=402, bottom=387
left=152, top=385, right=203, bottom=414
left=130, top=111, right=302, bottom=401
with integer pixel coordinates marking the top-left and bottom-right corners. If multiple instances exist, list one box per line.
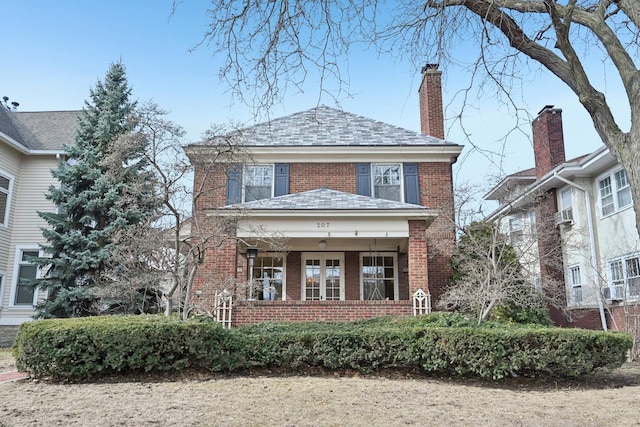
left=13, top=313, right=632, bottom=381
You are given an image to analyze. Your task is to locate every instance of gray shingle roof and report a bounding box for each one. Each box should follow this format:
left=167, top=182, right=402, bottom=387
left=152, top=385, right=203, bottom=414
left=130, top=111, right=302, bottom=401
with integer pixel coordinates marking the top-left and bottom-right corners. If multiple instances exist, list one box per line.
left=223, top=188, right=428, bottom=210
left=220, top=105, right=456, bottom=147
left=0, top=107, right=24, bottom=145
left=5, top=110, right=80, bottom=150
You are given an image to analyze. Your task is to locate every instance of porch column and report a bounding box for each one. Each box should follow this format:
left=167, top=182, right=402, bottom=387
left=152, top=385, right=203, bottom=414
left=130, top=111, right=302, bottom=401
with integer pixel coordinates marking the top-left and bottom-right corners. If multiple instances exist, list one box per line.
left=408, top=220, right=428, bottom=297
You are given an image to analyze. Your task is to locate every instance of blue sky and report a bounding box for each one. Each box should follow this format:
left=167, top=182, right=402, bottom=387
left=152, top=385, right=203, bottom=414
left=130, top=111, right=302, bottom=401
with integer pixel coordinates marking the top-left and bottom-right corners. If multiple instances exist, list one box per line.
left=2, top=1, right=622, bottom=195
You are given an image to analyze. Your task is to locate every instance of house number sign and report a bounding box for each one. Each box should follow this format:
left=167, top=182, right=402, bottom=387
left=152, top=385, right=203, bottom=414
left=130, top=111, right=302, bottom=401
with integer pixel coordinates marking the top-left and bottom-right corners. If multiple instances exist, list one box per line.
left=316, top=222, right=330, bottom=228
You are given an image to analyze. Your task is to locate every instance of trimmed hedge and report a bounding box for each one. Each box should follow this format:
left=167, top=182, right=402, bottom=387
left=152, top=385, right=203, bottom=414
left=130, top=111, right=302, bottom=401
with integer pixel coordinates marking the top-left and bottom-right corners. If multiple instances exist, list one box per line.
left=12, top=316, right=234, bottom=379
left=13, top=313, right=633, bottom=380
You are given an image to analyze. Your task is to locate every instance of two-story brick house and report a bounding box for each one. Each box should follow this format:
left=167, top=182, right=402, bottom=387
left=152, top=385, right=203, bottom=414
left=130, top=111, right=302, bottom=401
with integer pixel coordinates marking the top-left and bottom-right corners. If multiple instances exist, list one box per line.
left=0, top=106, right=79, bottom=325
left=185, top=65, right=463, bottom=326
left=485, top=105, right=639, bottom=332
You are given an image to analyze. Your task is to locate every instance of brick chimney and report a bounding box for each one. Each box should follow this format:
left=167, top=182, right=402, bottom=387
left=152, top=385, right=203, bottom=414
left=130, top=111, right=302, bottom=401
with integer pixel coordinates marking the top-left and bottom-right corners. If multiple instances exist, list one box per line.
left=532, top=105, right=565, bottom=179
left=418, top=64, right=444, bottom=139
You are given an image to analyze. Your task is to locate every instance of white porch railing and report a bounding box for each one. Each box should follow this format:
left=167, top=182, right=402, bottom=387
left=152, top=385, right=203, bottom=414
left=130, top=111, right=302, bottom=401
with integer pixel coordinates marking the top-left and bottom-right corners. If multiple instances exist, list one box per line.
left=413, top=288, right=431, bottom=316
left=214, top=289, right=233, bottom=329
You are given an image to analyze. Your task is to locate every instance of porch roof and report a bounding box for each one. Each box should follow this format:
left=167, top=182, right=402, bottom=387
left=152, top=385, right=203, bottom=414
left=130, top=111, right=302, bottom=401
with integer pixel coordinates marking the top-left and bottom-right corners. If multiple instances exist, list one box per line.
left=221, top=188, right=432, bottom=212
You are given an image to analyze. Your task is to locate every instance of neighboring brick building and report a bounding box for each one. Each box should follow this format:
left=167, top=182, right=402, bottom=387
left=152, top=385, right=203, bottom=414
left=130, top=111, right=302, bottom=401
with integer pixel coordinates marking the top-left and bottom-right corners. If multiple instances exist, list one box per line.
left=485, top=106, right=639, bottom=333
left=184, top=65, right=463, bottom=326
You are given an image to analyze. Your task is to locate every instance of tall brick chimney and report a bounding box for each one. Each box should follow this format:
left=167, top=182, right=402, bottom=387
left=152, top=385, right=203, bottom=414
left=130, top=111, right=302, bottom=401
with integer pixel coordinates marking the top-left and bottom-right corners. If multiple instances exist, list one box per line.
left=419, top=64, right=444, bottom=139
left=532, top=105, right=565, bottom=179
left=532, top=105, right=569, bottom=326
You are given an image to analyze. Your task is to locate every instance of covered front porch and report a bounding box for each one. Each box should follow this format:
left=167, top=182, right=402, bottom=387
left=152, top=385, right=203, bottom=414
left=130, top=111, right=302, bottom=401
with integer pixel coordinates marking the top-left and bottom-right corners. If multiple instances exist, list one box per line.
left=196, top=188, right=440, bottom=326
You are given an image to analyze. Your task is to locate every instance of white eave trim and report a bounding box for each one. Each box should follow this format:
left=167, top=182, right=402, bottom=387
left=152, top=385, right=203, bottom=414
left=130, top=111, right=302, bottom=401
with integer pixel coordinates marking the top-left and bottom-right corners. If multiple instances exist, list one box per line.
left=208, top=208, right=439, bottom=219
left=188, top=145, right=463, bottom=163
left=484, top=145, right=613, bottom=220
left=483, top=175, right=536, bottom=200
left=1, top=133, right=64, bottom=156
left=29, top=149, right=65, bottom=156
left=0, top=132, right=29, bottom=154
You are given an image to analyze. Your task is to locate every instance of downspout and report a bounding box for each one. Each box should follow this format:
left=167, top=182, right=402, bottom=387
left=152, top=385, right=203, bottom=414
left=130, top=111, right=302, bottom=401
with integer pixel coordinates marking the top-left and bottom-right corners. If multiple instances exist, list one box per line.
left=554, top=173, right=607, bottom=331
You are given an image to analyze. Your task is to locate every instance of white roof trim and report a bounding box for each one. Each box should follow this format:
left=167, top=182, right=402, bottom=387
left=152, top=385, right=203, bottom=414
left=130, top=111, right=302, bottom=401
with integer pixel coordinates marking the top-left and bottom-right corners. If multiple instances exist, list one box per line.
left=208, top=208, right=439, bottom=219
left=0, top=131, right=29, bottom=154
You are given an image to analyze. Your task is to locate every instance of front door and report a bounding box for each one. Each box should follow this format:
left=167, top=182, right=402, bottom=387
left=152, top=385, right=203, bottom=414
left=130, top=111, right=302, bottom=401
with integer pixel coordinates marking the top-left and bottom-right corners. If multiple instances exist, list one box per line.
left=302, top=253, right=344, bottom=301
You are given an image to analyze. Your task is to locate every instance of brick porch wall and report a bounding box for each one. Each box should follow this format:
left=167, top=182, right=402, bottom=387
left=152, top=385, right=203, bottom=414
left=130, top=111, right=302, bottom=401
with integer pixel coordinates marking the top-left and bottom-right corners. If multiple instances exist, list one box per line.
left=232, top=300, right=413, bottom=326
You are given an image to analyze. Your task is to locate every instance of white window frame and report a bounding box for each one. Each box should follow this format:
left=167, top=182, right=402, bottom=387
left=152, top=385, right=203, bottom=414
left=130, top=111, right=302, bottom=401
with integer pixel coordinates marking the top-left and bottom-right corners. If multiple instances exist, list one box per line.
left=528, top=209, right=537, bottom=237
left=0, top=271, right=5, bottom=308
left=301, top=252, right=345, bottom=301
left=371, top=163, right=404, bottom=203
left=534, top=275, right=542, bottom=291
left=0, top=169, right=15, bottom=228
left=568, top=265, right=582, bottom=304
left=606, top=253, right=640, bottom=300
left=251, top=254, right=286, bottom=301
left=598, top=168, right=632, bottom=218
left=243, top=164, right=274, bottom=202
left=9, top=246, right=42, bottom=307
left=559, top=187, right=573, bottom=222
left=508, top=213, right=524, bottom=244
left=359, top=252, right=399, bottom=301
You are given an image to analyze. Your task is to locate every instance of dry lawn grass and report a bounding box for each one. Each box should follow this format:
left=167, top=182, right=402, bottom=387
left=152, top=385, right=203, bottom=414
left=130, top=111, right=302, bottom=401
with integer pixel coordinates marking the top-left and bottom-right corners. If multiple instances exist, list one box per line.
left=2, top=348, right=640, bottom=426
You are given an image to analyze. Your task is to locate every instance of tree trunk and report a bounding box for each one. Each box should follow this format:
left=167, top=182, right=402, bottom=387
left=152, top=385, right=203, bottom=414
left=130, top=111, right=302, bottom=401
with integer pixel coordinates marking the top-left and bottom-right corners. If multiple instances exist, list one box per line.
left=163, top=295, right=173, bottom=317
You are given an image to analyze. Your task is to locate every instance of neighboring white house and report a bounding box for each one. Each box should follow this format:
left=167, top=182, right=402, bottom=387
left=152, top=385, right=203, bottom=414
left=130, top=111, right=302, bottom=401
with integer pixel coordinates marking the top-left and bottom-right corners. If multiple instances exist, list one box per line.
left=0, top=106, right=79, bottom=325
left=485, top=105, right=638, bottom=331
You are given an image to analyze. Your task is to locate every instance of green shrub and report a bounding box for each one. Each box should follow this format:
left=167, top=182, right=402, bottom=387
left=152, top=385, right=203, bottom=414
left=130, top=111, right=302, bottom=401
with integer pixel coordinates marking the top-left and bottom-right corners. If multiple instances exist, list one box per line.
left=13, top=315, right=232, bottom=379
left=13, top=313, right=633, bottom=381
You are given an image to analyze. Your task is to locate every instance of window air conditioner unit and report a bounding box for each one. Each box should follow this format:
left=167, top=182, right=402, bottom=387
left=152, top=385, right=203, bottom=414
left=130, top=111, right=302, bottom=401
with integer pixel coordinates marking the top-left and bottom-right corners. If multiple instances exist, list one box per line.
left=554, top=208, right=574, bottom=226
left=603, top=285, right=624, bottom=301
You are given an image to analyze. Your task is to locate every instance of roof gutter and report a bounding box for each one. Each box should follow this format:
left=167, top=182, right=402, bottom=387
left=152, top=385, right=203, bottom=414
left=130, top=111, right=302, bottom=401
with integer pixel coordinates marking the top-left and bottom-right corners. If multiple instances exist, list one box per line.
left=553, top=172, right=607, bottom=331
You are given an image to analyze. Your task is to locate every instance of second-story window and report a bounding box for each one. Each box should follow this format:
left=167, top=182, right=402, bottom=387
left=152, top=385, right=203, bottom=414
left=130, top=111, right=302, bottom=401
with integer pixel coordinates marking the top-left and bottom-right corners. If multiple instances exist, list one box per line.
left=245, top=165, right=273, bottom=202
left=226, top=163, right=289, bottom=205
left=0, top=171, right=12, bottom=227
left=528, top=209, right=537, bottom=237
left=356, top=163, right=420, bottom=205
left=559, top=187, right=573, bottom=222
left=373, top=164, right=401, bottom=202
left=599, top=168, right=632, bottom=217
left=508, top=214, right=524, bottom=243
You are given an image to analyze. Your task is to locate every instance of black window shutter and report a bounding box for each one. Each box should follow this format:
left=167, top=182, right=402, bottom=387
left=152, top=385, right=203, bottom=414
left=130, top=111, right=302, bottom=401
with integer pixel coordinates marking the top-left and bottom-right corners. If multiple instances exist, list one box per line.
left=274, top=163, right=289, bottom=197
left=403, top=163, right=420, bottom=205
left=356, top=163, right=371, bottom=197
left=226, top=165, right=242, bottom=205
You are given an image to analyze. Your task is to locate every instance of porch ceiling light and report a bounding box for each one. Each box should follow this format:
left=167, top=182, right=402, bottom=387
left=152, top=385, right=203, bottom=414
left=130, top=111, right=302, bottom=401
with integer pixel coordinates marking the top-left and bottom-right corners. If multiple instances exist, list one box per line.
left=246, top=246, right=259, bottom=259
left=318, top=239, right=327, bottom=250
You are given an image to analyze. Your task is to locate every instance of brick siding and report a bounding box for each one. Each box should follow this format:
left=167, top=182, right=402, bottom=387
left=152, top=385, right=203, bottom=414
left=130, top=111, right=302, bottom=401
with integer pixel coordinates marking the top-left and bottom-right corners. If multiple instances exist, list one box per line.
left=532, top=107, right=565, bottom=179
left=232, top=300, right=413, bottom=326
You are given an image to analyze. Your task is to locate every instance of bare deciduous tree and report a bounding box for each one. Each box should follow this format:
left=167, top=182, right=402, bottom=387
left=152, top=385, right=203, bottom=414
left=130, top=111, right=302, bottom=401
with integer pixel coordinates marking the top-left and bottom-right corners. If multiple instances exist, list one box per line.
left=435, top=184, right=574, bottom=324
left=179, top=0, right=640, bottom=234
left=103, top=102, right=288, bottom=318
left=100, top=102, right=252, bottom=317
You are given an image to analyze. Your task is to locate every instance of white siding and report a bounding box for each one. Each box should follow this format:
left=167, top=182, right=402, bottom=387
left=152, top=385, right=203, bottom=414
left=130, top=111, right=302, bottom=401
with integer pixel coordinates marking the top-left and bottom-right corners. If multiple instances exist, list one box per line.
left=1, top=151, right=59, bottom=325
left=558, top=179, right=599, bottom=307
left=0, top=143, right=22, bottom=295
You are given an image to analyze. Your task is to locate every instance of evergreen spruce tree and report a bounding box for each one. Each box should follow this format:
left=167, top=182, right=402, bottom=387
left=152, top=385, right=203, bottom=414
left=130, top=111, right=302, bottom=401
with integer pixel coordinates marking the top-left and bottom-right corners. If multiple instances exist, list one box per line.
left=36, top=62, right=158, bottom=318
